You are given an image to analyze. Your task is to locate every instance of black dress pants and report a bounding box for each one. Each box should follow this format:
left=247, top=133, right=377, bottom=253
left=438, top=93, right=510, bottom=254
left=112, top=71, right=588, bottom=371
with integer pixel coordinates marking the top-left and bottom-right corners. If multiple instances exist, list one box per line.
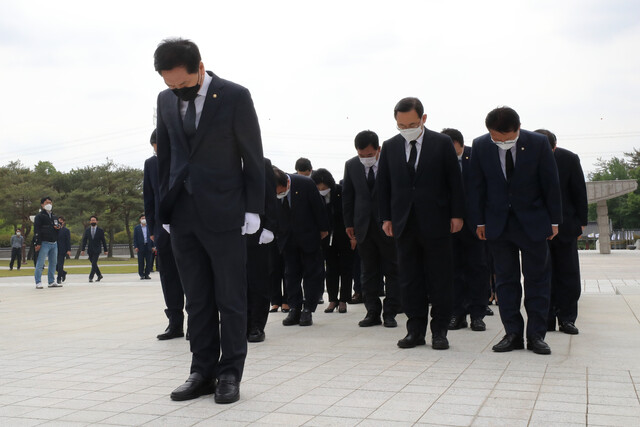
left=137, top=243, right=154, bottom=278
left=88, top=252, right=102, bottom=279
left=247, top=238, right=272, bottom=332
left=10, top=247, right=22, bottom=269
left=451, top=226, right=490, bottom=320
left=155, top=225, right=184, bottom=327
left=283, top=240, right=324, bottom=312
left=548, top=236, right=581, bottom=324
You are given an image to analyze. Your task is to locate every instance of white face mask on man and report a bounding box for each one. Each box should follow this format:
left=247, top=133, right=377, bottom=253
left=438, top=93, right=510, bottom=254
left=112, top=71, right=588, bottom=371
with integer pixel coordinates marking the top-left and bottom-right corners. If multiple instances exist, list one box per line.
left=359, top=156, right=377, bottom=168
left=491, top=132, right=519, bottom=151
left=276, top=188, right=290, bottom=200
left=44, top=204, right=52, bottom=212
left=398, top=125, right=422, bottom=142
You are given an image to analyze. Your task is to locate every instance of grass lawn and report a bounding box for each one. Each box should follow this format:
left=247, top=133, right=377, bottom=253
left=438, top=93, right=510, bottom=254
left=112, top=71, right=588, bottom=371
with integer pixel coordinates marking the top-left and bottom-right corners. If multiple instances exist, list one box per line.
left=0, top=258, right=140, bottom=277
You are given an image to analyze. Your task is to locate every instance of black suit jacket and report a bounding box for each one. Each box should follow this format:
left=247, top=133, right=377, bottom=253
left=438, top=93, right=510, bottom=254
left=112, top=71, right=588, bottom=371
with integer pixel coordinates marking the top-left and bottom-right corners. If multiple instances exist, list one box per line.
left=378, top=130, right=465, bottom=238
left=81, top=227, right=107, bottom=255
left=247, top=158, right=278, bottom=246
left=275, top=174, right=329, bottom=252
left=156, top=71, right=264, bottom=231
left=57, top=227, right=71, bottom=253
left=143, top=155, right=160, bottom=235
left=323, top=184, right=348, bottom=249
left=342, top=156, right=380, bottom=242
left=554, top=147, right=588, bottom=241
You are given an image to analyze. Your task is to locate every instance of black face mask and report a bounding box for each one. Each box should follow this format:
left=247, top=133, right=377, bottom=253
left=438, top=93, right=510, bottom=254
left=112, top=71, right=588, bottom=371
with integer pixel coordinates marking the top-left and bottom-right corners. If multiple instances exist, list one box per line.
left=172, top=72, right=201, bottom=102
left=90, top=222, right=97, bottom=226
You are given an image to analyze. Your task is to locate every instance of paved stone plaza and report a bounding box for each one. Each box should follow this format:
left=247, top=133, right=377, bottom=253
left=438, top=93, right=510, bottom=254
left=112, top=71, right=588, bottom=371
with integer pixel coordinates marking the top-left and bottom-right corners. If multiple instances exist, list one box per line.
left=1, top=250, right=640, bottom=426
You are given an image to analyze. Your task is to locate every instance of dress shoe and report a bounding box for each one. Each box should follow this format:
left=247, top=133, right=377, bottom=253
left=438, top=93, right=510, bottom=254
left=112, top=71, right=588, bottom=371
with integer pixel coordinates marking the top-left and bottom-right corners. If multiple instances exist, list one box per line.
left=282, top=308, right=301, bottom=326
left=88, top=278, right=93, bottom=283
left=269, top=305, right=279, bottom=313
left=447, top=315, right=468, bottom=330
left=56, top=277, right=62, bottom=284
left=397, top=333, right=426, bottom=349
left=140, top=277, right=145, bottom=280
left=247, top=328, right=265, bottom=343
left=170, top=372, right=215, bottom=401
left=492, top=334, right=524, bottom=352
left=470, top=318, right=486, bottom=331
left=338, top=302, right=347, bottom=313
left=144, top=275, right=151, bottom=280
left=281, top=304, right=290, bottom=313
left=350, top=293, right=362, bottom=304
left=157, top=325, right=184, bottom=340
left=359, top=313, right=382, bottom=327
left=299, top=309, right=313, bottom=326
left=527, top=336, right=551, bottom=354
left=432, top=334, right=449, bottom=350
left=559, top=321, right=579, bottom=335
left=485, top=306, right=494, bottom=316
left=324, top=302, right=337, bottom=313
left=96, top=275, right=103, bottom=282
left=383, top=315, right=397, bottom=328
left=62, top=271, right=67, bottom=282
left=214, top=377, right=240, bottom=404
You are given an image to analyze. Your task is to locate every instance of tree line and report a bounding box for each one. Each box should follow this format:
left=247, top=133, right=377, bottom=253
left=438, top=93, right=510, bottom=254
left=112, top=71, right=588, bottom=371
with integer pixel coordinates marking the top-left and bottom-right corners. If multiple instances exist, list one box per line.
left=0, top=159, right=143, bottom=258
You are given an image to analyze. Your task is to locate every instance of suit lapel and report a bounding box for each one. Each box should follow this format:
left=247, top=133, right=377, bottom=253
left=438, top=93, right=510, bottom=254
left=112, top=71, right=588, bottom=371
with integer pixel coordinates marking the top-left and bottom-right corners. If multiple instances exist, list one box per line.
left=189, top=71, right=225, bottom=156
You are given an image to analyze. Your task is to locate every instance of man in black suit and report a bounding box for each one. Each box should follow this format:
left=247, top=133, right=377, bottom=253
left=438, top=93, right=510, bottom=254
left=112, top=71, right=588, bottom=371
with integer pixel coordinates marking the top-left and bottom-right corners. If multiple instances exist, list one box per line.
left=133, top=214, right=155, bottom=280
left=468, top=107, right=562, bottom=355
left=81, top=215, right=108, bottom=282
left=56, top=216, right=71, bottom=284
left=535, top=129, right=587, bottom=335
left=154, top=38, right=264, bottom=404
left=246, top=158, right=279, bottom=343
left=378, top=97, right=465, bottom=350
left=143, top=129, right=185, bottom=341
left=343, top=130, right=400, bottom=328
left=272, top=166, right=329, bottom=327
left=441, top=129, right=490, bottom=332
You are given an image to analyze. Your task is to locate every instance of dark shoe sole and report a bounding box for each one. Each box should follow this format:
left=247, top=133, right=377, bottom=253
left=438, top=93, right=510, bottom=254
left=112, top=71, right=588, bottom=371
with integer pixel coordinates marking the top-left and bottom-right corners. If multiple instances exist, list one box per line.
left=432, top=341, right=449, bottom=350
left=359, top=320, right=382, bottom=327
left=527, top=344, right=551, bottom=355
left=559, top=326, right=579, bottom=335
left=492, top=343, right=524, bottom=352
left=157, top=332, right=185, bottom=340
left=397, top=339, right=426, bottom=349
left=170, top=384, right=215, bottom=401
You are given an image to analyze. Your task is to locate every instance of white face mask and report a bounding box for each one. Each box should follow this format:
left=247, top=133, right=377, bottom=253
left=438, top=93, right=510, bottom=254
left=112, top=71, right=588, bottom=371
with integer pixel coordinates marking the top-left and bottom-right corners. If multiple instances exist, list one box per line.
left=398, top=125, right=423, bottom=142
left=141, top=219, right=147, bottom=225
left=318, top=188, right=331, bottom=196
left=44, top=204, right=52, bottom=212
left=491, top=132, right=519, bottom=151
left=16, top=232, right=21, bottom=236
left=359, top=156, right=377, bottom=168
left=277, top=188, right=290, bottom=200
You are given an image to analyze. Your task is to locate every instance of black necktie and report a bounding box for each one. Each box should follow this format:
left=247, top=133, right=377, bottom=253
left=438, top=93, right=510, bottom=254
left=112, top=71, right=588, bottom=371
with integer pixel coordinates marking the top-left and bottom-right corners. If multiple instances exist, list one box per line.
left=183, top=100, right=196, bottom=138
left=407, top=140, right=417, bottom=179
left=282, top=197, right=290, bottom=216
left=505, top=149, right=514, bottom=181
left=367, top=167, right=375, bottom=190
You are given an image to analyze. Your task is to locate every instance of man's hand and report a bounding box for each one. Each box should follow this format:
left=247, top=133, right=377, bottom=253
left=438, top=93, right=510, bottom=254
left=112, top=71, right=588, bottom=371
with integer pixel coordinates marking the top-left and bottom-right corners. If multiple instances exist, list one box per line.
left=320, top=231, right=329, bottom=240
left=382, top=221, right=393, bottom=237
left=350, top=239, right=357, bottom=250
left=104, top=251, right=108, bottom=255
left=150, top=235, right=155, bottom=242
left=241, top=212, right=260, bottom=235
left=258, top=229, right=275, bottom=245
left=345, top=227, right=355, bottom=240
left=476, top=225, right=486, bottom=240
left=35, top=245, right=41, bottom=251
left=547, top=225, right=559, bottom=240
left=450, top=218, right=463, bottom=233
left=81, top=251, right=85, bottom=256
left=66, top=251, right=71, bottom=256
left=134, top=248, right=139, bottom=253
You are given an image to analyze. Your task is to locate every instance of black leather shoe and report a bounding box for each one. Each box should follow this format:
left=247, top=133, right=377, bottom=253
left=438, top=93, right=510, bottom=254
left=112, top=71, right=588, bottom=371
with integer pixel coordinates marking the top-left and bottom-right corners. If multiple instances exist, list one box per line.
left=96, top=275, right=103, bottom=282
left=89, top=278, right=93, bottom=283
left=170, top=373, right=215, bottom=401
left=215, top=377, right=240, bottom=404
left=247, top=328, right=265, bottom=342
left=559, top=321, right=579, bottom=335
left=383, top=315, right=397, bottom=328
left=485, top=306, right=494, bottom=316
left=359, top=313, right=382, bottom=327
left=492, top=334, right=524, bottom=352
left=299, top=309, right=313, bottom=326
left=283, top=308, right=300, bottom=326
left=527, top=336, right=551, bottom=354
left=62, top=271, right=67, bottom=282
left=157, top=325, right=184, bottom=340
left=432, top=334, right=449, bottom=350
left=447, top=315, right=468, bottom=330
left=397, top=333, right=426, bottom=349
left=56, top=277, right=62, bottom=284
left=470, top=318, right=486, bottom=331
left=144, top=275, right=151, bottom=280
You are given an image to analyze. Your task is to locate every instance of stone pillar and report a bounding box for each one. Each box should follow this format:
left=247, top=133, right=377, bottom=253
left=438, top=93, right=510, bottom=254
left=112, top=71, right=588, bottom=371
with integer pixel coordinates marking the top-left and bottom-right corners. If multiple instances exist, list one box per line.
left=597, top=200, right=611, bottom=254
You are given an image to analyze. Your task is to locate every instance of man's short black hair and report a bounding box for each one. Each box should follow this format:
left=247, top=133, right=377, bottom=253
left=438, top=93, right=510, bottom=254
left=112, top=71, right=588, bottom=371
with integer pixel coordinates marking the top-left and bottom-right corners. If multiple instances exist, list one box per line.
left=354, top=130, right=379, bottom=150
left=139, top=214, right=145, bottom=220
left=150, top=129, right=157, bottom=145
left=394, top=97, right=424, bottom=119
left=90, top=215, right=98, bottom=221
left=534, top=129, right=557, bottom=149
left=485, top=107, right=521, bottom=133
left=310, top=168, right=336, bottom=190
left=40, top=196, right=52, bottom=204
left=272, top=166, right=288, bottom=187
left=58, top=216, right=65, bottom=221
left=154, top=38, right=201, bottom=74
left=441, top=128, right=464, bottom=145
left=295, top=157, right=312, bottom=173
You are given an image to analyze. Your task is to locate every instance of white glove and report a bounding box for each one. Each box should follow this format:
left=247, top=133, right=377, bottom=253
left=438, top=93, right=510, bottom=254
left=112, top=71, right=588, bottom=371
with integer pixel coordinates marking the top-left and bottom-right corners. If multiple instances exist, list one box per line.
left=162, top=224, right=171, bottom=234
left=241, top=212, right=260, bottom=235
left=258, top=229, right=274, bottom=244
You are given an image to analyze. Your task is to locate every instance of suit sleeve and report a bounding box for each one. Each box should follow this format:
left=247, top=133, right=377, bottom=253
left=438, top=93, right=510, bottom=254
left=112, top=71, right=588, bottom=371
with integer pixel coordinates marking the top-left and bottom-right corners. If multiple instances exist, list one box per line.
left=261, top=158, right=278, bottom=233
left=143, top=158, right=156, bottom=234
left=156, top=94, right=171, bottom=224
left=442, top=138, right=465, bottom=219
left=468, top=140, right=487, bottom=228
left=570, top=153, right=588, bottom=226
left=233, top=88, right=265, bottom=215
left=101, top=231, right=108, bottom=252
left=539, top=141, right=563, bottom=224
left=133, top=226, right=140, bottom=250
left=377, top=142, right=392, bottom=222
left=342, top=160, right=355, bottom=228
left=81, top=229, right=88, bottom=251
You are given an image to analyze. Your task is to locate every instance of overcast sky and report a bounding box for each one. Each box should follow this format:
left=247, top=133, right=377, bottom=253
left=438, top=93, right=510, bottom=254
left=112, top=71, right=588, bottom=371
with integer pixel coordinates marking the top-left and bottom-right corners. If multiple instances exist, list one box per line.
left=1, top=0, right=639, bottom=180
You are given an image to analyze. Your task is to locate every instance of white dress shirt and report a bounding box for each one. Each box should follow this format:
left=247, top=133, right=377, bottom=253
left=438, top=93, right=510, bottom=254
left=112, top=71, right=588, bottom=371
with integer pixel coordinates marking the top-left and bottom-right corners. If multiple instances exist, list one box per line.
left=404, top=130, right=425, bottom=169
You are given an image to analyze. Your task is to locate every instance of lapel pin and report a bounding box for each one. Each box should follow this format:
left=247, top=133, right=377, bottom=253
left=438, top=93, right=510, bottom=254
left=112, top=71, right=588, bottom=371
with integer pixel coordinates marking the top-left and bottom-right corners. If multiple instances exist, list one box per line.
left=213, top=93, right=218, bottom=98
left=521, top=147, right=525, bottom=150
left=295, top=191, right=299, bottom=195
